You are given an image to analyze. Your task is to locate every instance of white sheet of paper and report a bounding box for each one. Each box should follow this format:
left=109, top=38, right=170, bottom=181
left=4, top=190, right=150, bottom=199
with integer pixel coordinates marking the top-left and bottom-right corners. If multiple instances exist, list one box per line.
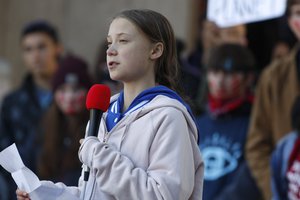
left=29, top=181, right=80, bottom=200
left=207, top=0, right=287, bottom=28
left=0, top=144, right=80, bottom=200
left=0, top=143, right=41, bottom=192
left=11, top=167, right=41, bottom=193
left=0, top=143, right=24, bottom=172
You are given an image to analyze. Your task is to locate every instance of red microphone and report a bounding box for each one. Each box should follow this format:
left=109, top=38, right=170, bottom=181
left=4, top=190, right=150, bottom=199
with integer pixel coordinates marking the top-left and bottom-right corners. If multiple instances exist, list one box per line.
left=86, top=84, right=111, bottom=138
left=82, top=84, right=110, bottom=196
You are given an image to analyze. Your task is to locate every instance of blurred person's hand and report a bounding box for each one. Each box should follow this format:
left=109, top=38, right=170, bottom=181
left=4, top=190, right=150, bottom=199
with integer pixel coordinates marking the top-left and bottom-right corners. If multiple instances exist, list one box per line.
left=16, top=189, right=30, bottom=200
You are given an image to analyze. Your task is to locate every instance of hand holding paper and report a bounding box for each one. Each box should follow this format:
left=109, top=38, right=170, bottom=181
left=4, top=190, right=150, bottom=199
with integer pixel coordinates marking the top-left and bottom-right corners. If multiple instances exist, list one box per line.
left=0, top=144, right=80, bottom=200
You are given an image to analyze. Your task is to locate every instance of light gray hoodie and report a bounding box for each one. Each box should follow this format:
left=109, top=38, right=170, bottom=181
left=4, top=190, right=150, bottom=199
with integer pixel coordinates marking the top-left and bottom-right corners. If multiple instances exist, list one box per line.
left=41, top=95, right=203, bottom=200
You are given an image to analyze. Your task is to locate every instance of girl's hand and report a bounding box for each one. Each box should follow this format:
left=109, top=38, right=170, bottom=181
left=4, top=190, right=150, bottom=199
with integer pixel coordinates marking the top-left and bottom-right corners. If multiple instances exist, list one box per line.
left=16, top=189, right=30, bottom=200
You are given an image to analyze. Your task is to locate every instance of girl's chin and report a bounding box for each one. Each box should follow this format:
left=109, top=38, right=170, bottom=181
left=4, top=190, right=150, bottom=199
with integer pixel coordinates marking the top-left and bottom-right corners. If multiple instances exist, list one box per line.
left=109, top=74, right=123, bottom=82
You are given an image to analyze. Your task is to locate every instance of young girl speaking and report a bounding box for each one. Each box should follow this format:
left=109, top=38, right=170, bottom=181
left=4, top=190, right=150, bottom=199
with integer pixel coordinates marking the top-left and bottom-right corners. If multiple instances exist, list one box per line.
left=17, top=9, right=203, bottom=200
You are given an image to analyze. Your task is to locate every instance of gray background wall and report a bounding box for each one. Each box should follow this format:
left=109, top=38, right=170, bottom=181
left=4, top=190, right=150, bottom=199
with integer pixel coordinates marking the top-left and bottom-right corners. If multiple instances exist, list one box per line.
left=0, top=0, right=200, bottom=92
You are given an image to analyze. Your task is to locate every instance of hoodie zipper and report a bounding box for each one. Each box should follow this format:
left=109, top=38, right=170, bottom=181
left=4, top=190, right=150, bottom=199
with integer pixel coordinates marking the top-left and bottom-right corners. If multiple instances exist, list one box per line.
left=102, top=132, right=109, bottom=143
left=101, top=114, right=128, bottom=143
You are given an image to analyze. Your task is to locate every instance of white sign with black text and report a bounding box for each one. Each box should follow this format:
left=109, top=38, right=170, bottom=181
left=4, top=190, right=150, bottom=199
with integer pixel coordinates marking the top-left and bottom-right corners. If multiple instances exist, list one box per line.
left=207, top=0, right=287, bottom=27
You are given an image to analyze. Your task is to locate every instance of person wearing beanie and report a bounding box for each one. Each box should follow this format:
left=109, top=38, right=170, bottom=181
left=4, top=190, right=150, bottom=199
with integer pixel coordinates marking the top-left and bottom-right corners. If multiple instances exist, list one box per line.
left=37, top=54, right=93, bottom=186
left=196, top=43, right=262, bottom=200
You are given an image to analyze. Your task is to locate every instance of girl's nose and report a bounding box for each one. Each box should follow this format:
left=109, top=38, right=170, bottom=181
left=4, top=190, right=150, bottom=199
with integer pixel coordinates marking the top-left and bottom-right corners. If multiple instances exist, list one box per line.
left=106, top=45, right=117, bottom=56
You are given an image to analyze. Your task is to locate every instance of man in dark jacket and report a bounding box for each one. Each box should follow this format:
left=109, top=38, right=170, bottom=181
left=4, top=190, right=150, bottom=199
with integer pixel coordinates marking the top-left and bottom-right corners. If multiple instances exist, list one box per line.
left=0, top=20, right=62, bottom=199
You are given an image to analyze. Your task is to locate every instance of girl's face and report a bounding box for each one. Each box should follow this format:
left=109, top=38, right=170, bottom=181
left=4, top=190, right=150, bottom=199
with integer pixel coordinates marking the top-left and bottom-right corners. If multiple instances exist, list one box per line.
left=55, top=84, right=87, bottom=115
left=106, top=18, right=156, bottom=84
left=207, top=70, right=249, bottom=101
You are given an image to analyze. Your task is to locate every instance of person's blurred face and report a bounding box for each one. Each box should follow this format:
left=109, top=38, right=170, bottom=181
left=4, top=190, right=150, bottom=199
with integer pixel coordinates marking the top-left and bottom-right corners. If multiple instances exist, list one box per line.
left=272, top=41, right=290, bottom=60
left=219, top=25, right=248, bottom=46
left=207, top=70, right=250, bottom=101
left=22, top=32, right=61, bottom=79
left=55, top=84, right=87, bottom=115
left=289, top=4, right=300, bottom=40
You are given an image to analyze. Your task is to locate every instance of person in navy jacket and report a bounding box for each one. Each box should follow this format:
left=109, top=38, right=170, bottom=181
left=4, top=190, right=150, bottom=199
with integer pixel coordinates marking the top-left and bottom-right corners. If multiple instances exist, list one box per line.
left=196, top=43, right=262, bottom=200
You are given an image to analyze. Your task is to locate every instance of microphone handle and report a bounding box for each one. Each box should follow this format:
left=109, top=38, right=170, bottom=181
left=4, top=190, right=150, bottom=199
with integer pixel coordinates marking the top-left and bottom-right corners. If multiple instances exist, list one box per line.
left=87, top=109, right=103, bottom=137
left=83, top=109, right=103, bottom=182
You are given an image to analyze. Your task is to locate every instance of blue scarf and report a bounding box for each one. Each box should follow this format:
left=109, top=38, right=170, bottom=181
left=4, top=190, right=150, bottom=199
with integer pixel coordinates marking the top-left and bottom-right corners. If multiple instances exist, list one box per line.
left=106, top=85, right=196, bottom=132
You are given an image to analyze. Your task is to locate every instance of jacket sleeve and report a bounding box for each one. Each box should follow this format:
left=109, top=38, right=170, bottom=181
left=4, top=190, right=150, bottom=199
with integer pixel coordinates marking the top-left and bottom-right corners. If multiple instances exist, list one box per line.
left=79, top=108, right=198, bottom=200
left=271, top=133, right=297, bottom=200
left=0, top=97, right=14, bottom=151
left=270, top=146, right=285, bottom=200
left=0, top=98, right=17, bottom=197
left=245, top=69, right=274, bottom=200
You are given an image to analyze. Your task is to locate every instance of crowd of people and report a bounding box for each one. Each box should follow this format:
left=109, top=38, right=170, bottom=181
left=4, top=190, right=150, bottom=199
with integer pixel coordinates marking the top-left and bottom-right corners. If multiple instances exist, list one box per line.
left=0, top=0, right=300, bottom=199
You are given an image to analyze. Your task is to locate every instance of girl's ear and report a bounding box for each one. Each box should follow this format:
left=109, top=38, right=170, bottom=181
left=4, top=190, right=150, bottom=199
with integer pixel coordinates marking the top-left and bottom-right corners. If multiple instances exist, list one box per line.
left=150, top=42, right=163, bottom=60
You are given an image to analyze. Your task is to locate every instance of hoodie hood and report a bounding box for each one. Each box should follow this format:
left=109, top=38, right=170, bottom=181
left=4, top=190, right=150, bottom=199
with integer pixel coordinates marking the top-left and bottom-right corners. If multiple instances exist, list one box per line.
left=107, top=93, right=199, bottom=143
left=106, top=86, right=196, bottom=131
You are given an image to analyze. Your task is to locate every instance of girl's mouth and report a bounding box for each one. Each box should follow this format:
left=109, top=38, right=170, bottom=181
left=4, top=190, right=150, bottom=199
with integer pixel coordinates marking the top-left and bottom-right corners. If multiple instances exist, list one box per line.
left=108, top=61, right=119, bottom=68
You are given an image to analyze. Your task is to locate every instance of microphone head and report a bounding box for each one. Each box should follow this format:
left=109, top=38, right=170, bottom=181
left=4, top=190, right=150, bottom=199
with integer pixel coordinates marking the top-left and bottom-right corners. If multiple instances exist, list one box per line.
left=86, top=84, right=111, bottom=111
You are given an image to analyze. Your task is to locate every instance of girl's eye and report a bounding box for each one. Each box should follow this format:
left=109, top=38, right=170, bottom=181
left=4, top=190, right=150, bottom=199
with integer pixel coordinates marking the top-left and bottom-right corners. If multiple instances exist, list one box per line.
left=119, top=39, right=127, bottom=43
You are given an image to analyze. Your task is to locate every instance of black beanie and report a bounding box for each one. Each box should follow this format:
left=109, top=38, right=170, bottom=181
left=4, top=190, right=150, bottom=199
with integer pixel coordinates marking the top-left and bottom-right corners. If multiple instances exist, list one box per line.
left=52, top=54, right=93, bottom=92
left=206, top=43, right=256, bottom=73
